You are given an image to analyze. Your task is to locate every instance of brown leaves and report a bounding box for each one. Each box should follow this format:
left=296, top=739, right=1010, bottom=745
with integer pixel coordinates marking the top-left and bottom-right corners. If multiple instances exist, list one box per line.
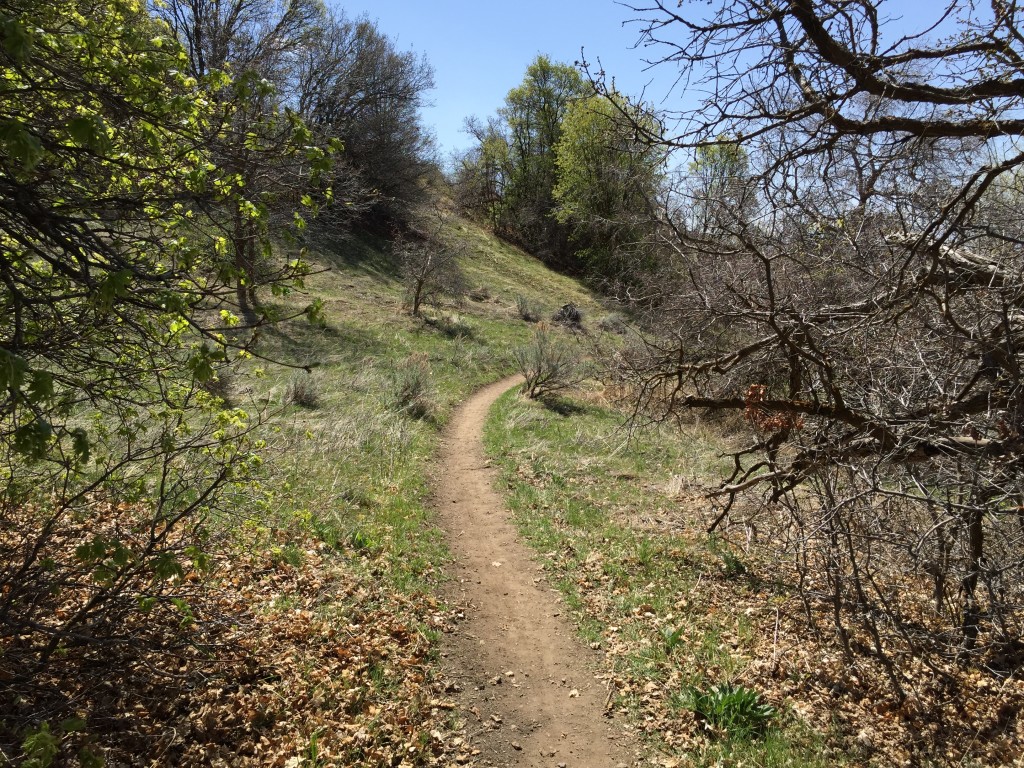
left=1, top=512, right=464, bottom=766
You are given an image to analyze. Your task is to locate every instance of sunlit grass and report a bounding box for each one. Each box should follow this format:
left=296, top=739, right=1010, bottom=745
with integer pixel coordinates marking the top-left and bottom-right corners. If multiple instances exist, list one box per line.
left=483, top=388, right=840, bottom=767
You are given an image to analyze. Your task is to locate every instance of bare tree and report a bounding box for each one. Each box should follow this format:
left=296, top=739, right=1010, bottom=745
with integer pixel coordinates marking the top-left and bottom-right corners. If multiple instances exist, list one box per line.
left=609, top=0, right=1024, bottom=674
left=394, top=209, right=465, bottom=316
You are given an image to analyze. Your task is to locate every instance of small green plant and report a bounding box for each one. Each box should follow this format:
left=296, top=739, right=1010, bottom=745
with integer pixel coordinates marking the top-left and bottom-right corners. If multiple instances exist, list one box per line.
left=270, top=542, right=304, bottom=568
left=686, top=682, right=776, bottom=740
left=305, top=727, right=325, bottom=767
left=514, top=328, right=582, bottom=399
left=21, top=723, right=59, bottom=768
left=661, top=624, right=686, bottom=654
left=708, top=535, right=748, bottom=578
left=349, top=529, right=377, bottom=553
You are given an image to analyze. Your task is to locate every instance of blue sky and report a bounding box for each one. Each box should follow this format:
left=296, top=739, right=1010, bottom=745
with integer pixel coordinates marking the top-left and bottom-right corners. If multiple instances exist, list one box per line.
left=338, top=0, right=683, bottom=159
left=337, top=1, right=962, bottom=161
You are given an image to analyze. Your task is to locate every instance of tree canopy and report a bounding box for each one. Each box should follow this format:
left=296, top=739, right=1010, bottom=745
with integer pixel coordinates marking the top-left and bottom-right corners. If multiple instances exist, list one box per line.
left=0, top=0, right=326, bottom=689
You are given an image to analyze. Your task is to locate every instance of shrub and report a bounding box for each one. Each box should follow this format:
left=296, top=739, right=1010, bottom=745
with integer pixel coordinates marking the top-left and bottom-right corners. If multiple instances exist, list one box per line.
left=597, top=313, right=628, bottom=334
left=392, top=353, right=437, bottom=419
left=515, top=294, right=540, bottom=323
left=429, top=312, right=474, bottom=339
left=283, top=371, right=323, bottom=409
left=514, top=329, right=583, bottom=399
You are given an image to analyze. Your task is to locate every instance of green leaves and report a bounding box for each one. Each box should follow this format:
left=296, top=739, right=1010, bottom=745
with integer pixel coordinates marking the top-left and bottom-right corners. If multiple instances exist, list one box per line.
left=0, top=118, right=43, bottom=171
left=686, top=683, right=776, bottom=740
left=0, top=16, right=34, bottom=63
left=67, top=115, right=111, bottom=153
left=0, top=348, right=29, bottom=392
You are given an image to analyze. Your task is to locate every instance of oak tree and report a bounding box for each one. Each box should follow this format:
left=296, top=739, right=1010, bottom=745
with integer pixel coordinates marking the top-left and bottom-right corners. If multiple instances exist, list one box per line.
left=614, top=0, right=1024, bottom=672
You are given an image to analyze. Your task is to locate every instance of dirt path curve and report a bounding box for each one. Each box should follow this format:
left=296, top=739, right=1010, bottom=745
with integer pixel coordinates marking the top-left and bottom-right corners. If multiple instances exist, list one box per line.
left=436, top=376, right=639, bottom=768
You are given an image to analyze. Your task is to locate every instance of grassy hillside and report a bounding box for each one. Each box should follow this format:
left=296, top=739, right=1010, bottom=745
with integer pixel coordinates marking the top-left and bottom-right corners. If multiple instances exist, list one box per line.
left=173, top=214, right=612, bottom=765
left=1, top=210, right=613, bottom=767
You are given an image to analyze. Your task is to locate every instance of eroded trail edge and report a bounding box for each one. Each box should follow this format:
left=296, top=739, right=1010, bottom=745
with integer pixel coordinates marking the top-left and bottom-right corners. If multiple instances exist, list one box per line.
left=436, top=376, right=637, bottom=768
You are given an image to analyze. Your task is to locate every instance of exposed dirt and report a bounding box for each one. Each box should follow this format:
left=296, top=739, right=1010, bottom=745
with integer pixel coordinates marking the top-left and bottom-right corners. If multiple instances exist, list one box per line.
left=435, top=376, right=640, bottom=768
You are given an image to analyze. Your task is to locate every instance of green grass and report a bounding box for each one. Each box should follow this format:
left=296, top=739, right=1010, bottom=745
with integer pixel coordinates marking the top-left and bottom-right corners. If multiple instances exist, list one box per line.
left=219, top=215, right=609, bottom=597
left=483, top=388, right=839, bottom=767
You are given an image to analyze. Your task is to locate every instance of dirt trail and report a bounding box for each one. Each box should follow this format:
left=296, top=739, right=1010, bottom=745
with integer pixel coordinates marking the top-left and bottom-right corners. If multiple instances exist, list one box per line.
left=436, top=376, right=638, bottom=768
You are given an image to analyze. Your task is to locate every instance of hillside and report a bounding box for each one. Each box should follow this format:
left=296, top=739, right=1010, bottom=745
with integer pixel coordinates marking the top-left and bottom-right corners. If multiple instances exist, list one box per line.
left=0, top=210, right=615, bottom=766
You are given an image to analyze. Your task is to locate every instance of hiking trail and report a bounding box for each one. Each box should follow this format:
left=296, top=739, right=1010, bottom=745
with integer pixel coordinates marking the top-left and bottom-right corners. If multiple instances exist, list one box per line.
left=436, top=376, right=639, bottom=768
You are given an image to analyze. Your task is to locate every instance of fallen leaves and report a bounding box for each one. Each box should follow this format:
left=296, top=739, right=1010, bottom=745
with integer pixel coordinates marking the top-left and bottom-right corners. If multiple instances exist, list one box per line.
left=1, top=509, right=465, bottom=767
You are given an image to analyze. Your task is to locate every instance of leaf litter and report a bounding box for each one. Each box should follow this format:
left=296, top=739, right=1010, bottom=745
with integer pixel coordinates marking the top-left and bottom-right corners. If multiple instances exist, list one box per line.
left=1, top=503, right=466, bottom=767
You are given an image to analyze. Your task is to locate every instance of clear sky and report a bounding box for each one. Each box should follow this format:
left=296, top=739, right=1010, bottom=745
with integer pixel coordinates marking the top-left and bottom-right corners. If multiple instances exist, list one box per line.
left=337, top=0, right=681, bottom=161
left=336, top=1, right=964, bottom=163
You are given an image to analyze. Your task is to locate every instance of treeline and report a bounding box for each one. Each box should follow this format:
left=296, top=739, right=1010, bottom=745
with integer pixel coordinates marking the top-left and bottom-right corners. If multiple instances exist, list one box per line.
left=452, top=55, right=665, bottom=281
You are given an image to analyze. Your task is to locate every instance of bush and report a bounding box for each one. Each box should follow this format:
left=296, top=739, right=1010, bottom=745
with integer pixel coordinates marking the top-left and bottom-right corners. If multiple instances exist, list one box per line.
left=514, top=328, right=583, bottom=399
left=283, top=371, right=323, bottom=409
left=428, top=312, right=474, bottom=339
left=515, top=294, right=540, bottom=323
left=392, top=353, right=437, bottom=419
left=597, top=313, right=628, bottom=335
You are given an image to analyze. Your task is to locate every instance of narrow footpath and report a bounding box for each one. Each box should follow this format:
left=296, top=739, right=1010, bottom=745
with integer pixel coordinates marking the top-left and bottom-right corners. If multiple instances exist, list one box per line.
left=436, top=376, right=639, bottom=768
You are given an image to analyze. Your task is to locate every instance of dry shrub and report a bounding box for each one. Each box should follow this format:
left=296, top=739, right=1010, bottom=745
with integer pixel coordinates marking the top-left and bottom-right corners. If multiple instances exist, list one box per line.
left=283, top=370, right=324, bottom=408
left=514, top=294, right=540, bottom=323
left=392, top=353, right=437, bottom=419
left=514, top=328, right=584, bottom=399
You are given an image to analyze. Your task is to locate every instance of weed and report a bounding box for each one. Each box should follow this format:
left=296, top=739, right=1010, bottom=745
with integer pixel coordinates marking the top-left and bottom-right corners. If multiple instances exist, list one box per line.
left=661, top=624, right=686, bottom=654
left=304, top=728, right=325, bottom=767
left=349, top=529, right=377, bottom=553
left=686, top=682, right=776, bottom=739
left=270, top=543, right=304, bottom=568
left=21, top=723, right=59, bottom=768
left=634, top=536, right=658, bottom=570
left=708, top=535, right=748, bottom=578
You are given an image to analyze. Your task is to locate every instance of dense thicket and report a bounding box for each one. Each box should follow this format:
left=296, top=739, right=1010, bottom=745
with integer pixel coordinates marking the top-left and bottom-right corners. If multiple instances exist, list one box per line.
left=608, top=0, right=1024, bottom=679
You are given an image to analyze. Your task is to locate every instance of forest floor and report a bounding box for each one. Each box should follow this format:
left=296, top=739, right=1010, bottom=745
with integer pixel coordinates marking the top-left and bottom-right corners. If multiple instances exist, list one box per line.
left=435, top=375, right=639, bottom=768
